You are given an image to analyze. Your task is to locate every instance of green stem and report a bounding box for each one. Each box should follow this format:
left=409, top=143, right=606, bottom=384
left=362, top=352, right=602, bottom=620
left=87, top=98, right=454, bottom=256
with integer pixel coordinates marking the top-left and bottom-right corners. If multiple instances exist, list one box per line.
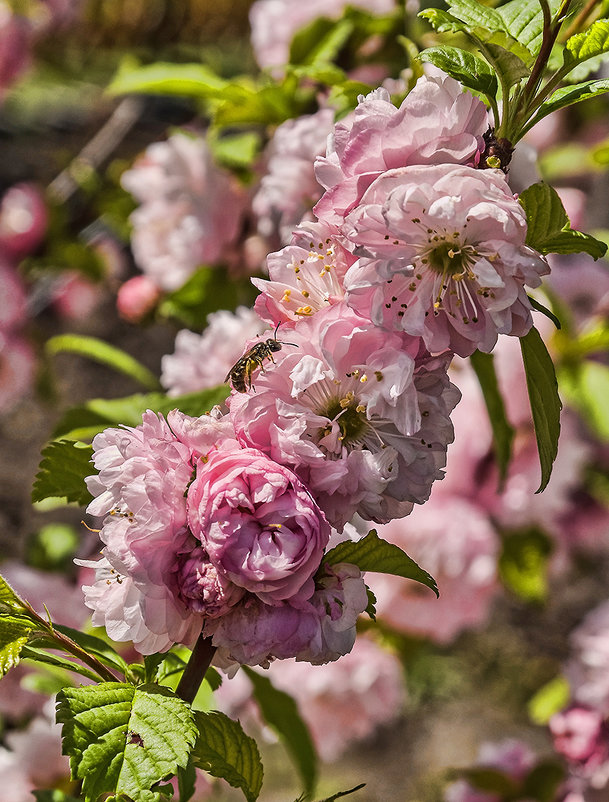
left=176, top=635, right=217, bottom=704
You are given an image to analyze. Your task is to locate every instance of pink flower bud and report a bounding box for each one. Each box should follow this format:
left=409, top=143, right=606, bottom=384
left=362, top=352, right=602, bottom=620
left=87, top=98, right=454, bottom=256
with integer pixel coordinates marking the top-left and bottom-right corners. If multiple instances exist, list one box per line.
left=0, top=183, right=47, bottom=258
left=116, top=275, right=161, bottom=322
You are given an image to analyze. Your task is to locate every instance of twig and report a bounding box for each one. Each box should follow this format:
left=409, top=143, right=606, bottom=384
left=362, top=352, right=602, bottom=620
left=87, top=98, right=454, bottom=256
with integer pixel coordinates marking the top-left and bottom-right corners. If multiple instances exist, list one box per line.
left=47, top=96, right=145, bottom=204
left=176, top=635, right=217, bottom=704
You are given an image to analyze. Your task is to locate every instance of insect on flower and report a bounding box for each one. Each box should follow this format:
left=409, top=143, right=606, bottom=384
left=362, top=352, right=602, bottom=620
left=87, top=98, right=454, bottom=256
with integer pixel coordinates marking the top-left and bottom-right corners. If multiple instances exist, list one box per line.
left=225, top=322, right=297, bottom=392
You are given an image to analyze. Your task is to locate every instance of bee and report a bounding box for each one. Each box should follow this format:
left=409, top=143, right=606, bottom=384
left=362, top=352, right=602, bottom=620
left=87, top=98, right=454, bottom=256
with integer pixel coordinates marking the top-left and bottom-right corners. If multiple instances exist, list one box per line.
left=225, top=323, right=297, bottom=392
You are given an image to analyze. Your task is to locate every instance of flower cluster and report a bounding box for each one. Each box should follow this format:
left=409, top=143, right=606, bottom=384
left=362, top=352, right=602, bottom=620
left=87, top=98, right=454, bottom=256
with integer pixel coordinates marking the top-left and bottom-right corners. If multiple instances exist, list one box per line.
left=85, top=72, right=550, bottom=672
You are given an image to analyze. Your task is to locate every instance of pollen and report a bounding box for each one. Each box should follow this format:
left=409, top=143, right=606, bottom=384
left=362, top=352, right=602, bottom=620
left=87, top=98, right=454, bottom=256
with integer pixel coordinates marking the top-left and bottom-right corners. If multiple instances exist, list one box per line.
left=295, top=305, right=313, bottom=316
left=301, top=290, right=310, bottom=298
left=360, top=374, right=368, bottom=382
left=356, top=404, right=366, bottom=413
left=281, top=289, right=291, bottom=302
left=339, top=391, right=355, bottom=408
left=374, top=371, right=383, bottom=381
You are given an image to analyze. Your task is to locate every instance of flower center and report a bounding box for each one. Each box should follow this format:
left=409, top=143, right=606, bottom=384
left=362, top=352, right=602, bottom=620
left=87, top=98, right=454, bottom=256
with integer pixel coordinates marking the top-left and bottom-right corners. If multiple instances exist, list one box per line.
left=319, top=392, right=369, bottom=446
left=425, top=235, right=475, bottom=281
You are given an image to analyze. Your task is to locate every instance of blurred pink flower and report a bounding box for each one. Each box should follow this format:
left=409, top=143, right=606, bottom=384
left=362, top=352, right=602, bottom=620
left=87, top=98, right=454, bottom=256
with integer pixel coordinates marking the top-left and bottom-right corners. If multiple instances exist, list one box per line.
left=52, top=272, right=102, bottom=321
left=314, top=75, right=489, bottom=226
left=0, top=183, right=47, bottom=258
left=0, top=3, right=31, bottom=97
left=253, top=110, right=335, bottom=245
left=550, top=706, right=609, bottom=773
left=340, top=163, right=549, bottom=356
left=253, top=221, right=354, bottom=324
left=261, top=636, right=405, bottom=761
left=0, top=258, right=27, bottom=331
left=0, top=334, right=35, bottom=413
left=249, top=0, right=396, bottom=70
left=160, top=307, right=265, bottom=397
left=121, top=132, right=246, bottom=291
left=369, top=497, right=499, bottom=643
left=116, top=275, right=161, bottom=323
left=567, top=600, right=609, bottom=717
left=229, top=303, right=459, bottom=529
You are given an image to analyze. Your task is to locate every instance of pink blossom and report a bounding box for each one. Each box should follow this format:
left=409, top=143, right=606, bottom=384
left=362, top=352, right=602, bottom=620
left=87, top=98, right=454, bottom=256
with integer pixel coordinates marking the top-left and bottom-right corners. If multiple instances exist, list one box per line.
left=0, top=183, right=47, bottom=258
left=314, top=74, right=489, bottom=225
left=82, top=409, right=233, bottom=652
left=5, top=713, right=69, bottom=789
left=253, top=221, right=354, bottom=324
left=550, top=706, right=609, bottom=769
left=116, top=275, right=161, bottom=323
left=187, top=443, right=331, bottom=605
left=161, top=307, right=265, bottom=397
left=0, top=334, right=35, bottom=413
left=261, top=636, right=406, bottom=761
left=229, top=302, right=459, bottom=529
left=253, top=110, right=335, bottom=245
left=249, top=0, right=396, bottom=70
left=208, top=562, right=368, bottom=669
left=369, top=497, right=499, bottom=643
left=0, top=4, right=31, bottom=98
left=121, top=133, right=246, bottom=291
left=51, top=271, right=102, bottom=321
left=566, top=600, right=609, bottom=717
left=339, top=162, right=549, bottom=356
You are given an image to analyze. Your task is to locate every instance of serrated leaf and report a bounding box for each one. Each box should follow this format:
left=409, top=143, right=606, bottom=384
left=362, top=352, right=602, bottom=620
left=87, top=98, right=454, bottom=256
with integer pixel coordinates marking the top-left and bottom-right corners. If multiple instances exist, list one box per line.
left=499, top=527, right=553, bottom=603
left=418, top=46, right=498, bottom=99
left=528, top=79, right=609, bottom=131
left=242, top=666, right=317, bottom=796
left=191, top=710, right=263, bottom=802
left=46, top=335, right=161, bottom=391
left=0, top=573, right=28, bottom=612
left=32, top=441, right=94, bottom=506
left=470, top=350, right=515, bottom=483
left=563, top=19, right=609, bottom=73
left=519, top=327, right=562, bottom=493
left=496, top=0, right=561, bottom=55
left=0, top=618, right=31, bottom=676
left=365, top=586, right=377, bottom=620
left=528, top=675, right=570, bottom=725
left=108, top=59, right=227, bottom=98
left=57, top=682, right=196, bottom=802
left=446, top=0, right=506, bottom=35
left=52, top=385, right=231, bottom=442
left=483, top=42, right=530, bottom=85
left=520, top=182, right=608, bottom=259
left=323, top=530, right=438, bottom=597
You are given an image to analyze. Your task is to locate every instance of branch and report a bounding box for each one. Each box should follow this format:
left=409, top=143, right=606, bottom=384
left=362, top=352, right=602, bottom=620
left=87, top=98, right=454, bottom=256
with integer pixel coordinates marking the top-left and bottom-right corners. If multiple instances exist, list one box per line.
left=176, top=635, right=217, bottom=704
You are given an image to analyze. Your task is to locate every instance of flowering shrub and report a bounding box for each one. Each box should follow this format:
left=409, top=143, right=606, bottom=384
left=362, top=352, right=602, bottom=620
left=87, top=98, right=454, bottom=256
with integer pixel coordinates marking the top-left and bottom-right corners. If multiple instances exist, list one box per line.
left=1, top=1, right=609, bottom=801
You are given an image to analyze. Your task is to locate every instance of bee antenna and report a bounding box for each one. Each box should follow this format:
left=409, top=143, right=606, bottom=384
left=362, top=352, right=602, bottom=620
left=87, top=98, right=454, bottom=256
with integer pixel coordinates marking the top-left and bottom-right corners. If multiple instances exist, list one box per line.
left=273, top=321, right=281, bottom=339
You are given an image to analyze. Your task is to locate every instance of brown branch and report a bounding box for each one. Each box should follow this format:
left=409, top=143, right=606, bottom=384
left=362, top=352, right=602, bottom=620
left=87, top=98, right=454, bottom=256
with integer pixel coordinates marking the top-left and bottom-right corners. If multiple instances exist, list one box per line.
left=176, top=635, right=217, bottom=705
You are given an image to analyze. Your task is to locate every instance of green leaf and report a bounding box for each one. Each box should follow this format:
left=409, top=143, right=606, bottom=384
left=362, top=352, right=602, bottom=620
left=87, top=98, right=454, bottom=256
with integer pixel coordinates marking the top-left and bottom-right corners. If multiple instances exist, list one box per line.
left=365, top=586, right=377, bottom=620
left=56, top=682, right=197, bottom=802
left=242, top=666, right=317, bottom=796
left=55, top=625, right=129, bottom=674
left=520, top=182, right=608, bottom=259
left=418, top=46, right=498, bottom=99
left=529, top=79, right=609, bottom=130
left=204, top=666, right=223, bottom=692
left=21, top=645, right=103, bottom=683
left=32, top=441, right=94, bottom=506
left=560, top=360, right=609, bottom=441
left=446, top=0, right=506, bottom=35
left=323, top=530, right=438, bottom=597
left=499, top=527, right=553, bottom=603
left=213, top=81, right=299, bottom=126
left=27, top=523, right=79, bottom=572
left=469, top=350, right=515, bottom=483
left=159, top=267, right=258, bottom=330
left=496, top=0, right=561, bottom=55
left=108, top=59, right=227, bottom=98
left=177, top=758, right=197, bottom=802
left=447, top=767, right=518, bottom=796
left=191, top=710, right=263, bottom=802
left=519, top=327, right=562, bottom=493
left=33, top=791, right=82, bottom=802
left=289, top=16, right=353, bottom=65
left=0, top=573, right=28, bottom=612
left=483, top=42, right=531, bottom=86
left=527, top=295, right=561, bottom=329
left=0, top=617, right=31, bottom=676
left=521, top=760, right=566, bottom=802
left=528, top=675, right=570, bottom=725
left=208, top=131, right=262, bottom=170
left=52, top=385, right=231, bottom=442
left=563, top=19, right=609, bottom=73
left=46, top=335, right=161, bottom=391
